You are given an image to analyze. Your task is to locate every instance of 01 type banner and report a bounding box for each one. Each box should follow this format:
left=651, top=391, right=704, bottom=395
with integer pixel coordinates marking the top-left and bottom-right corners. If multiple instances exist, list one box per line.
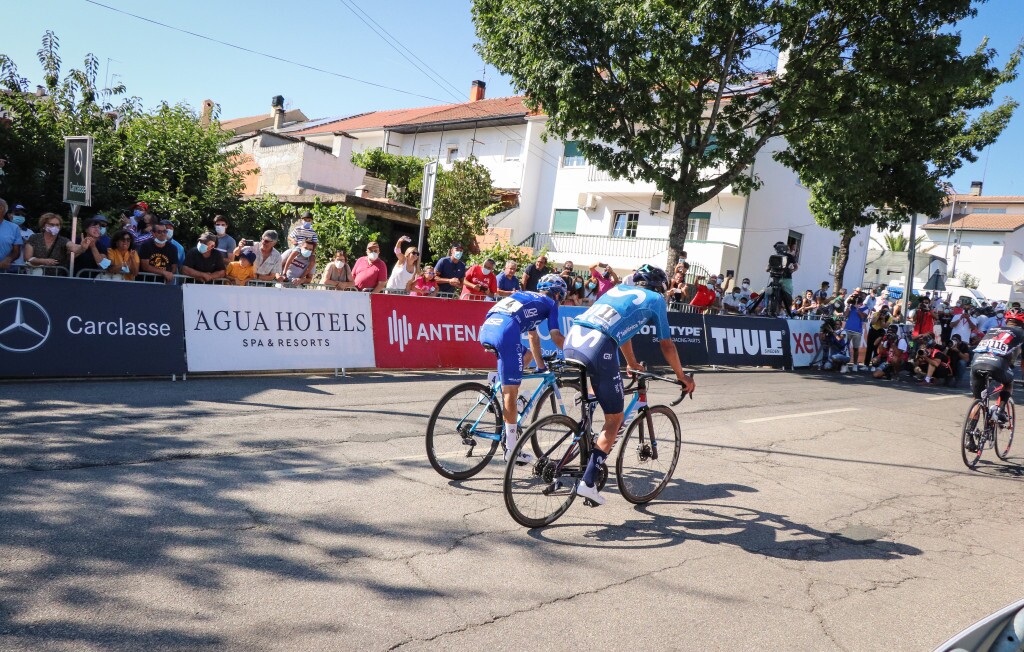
left=182, top=285, right=375, bottom=372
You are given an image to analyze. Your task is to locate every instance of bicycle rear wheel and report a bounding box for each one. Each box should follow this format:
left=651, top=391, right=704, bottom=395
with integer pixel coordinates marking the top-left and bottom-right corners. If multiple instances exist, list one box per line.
left=616, top=406, right=682, bottom=504
left=504, top=415, right=582, bottom=528
left=995, top=399, right=1016, bottom=461
left=961, top=400, right=985, bottom=469
left=531, top=380, right=584, bottom=424
left=426, top=382, right=501, bottom=480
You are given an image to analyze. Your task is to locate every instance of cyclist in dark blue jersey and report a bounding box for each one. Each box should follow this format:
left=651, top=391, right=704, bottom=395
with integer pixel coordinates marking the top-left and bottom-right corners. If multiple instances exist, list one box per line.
left=479, top=274, right=567, bottom=462
left=564, top=264, right=695, bottom=505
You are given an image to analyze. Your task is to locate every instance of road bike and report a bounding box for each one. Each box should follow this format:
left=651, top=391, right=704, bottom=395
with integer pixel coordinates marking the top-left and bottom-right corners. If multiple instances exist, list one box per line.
left=503, top=361, right=690, bottom=528
left=961, top=372, right=1016, bottom=469
left=425, top=356, right=583, bottom=480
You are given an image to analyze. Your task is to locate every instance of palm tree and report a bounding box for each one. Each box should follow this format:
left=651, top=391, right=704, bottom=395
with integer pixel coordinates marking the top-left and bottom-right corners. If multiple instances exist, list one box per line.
left=871, top=232, right=932, bottom=253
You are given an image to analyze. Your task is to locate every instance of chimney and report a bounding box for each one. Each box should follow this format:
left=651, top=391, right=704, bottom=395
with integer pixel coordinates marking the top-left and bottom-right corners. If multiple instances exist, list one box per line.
left=354, top=185, right=370, bottom=198
left=200, top=99, right=215, bottom=127
left=969, top=180, right=983, bottom=196
left=270, top=95, right=285, bottom=130
left=470, top=80, right=486, bottom=102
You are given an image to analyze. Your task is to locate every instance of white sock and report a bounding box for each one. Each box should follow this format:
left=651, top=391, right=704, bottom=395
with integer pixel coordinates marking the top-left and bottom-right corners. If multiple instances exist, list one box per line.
left=505, top=423, right=519, bottom=449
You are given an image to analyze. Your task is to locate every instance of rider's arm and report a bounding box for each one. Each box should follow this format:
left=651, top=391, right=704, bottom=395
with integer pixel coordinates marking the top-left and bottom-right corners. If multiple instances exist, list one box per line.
left=619, top=339, right=644, bottom=372
left=659, top=339, right=695, bottom=392
left=549, top=328, right=565, bottom=351
left=527, top=330, right=546, bottom=371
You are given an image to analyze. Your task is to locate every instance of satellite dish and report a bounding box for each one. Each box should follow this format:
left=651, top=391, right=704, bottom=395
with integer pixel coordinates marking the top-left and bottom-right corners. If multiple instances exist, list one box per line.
left=998, top=253, right=1024, bottom=281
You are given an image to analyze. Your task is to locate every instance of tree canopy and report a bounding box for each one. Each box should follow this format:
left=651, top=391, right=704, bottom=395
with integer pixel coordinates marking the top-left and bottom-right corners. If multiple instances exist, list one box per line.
left=426, top=158, right=502, bottom=261
left=472, top=0, right=1005, bottom=262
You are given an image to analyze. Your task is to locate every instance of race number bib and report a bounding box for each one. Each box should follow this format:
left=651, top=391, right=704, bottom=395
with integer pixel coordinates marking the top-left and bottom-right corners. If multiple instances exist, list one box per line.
left=581, top=303, right=622, bottom=329
left=492, top=297, right=523, bottom=315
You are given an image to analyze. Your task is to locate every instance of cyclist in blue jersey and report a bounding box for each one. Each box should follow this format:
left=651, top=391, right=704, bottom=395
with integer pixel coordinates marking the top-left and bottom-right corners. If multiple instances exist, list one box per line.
left=564, top=264, right=695, bottom=505
left=479, top=274, right=567, bottom=462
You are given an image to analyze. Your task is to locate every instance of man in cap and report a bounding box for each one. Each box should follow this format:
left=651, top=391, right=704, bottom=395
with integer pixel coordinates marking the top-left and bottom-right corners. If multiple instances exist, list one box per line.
left=351, top=240, right=387, bottom=292
left=434, top=243, right=467, bottom=295
left=182, top=232, right=227, bottom=283
left=67, top=214, right=111, bottom=272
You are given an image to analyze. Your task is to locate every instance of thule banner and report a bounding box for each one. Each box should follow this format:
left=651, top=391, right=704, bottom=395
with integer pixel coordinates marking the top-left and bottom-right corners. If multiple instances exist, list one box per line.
left=371, top=293, right=493, bottom=369
left=703, top=315, right=792, bottom=367
left=182, top=285, right=374, bottom=372
left=0, top=274, right=186, bottom=378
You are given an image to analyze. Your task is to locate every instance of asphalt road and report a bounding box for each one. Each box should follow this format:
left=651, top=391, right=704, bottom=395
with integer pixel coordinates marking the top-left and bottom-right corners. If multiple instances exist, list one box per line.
left=0, top=368, right=1021, bottom=651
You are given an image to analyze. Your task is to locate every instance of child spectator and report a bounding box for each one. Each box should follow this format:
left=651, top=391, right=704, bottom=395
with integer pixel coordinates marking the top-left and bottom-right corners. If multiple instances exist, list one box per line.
left=225, top=247, right=257, bottom=286
left=409, top=265, right=438, bottom=296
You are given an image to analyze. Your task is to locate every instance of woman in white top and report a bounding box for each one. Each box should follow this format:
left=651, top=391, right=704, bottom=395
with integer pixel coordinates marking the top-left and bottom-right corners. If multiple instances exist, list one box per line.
left=386, top=236, right=419, bottom=291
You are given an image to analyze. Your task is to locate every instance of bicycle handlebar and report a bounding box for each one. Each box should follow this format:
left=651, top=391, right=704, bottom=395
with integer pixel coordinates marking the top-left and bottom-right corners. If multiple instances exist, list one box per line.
left=621, top=369, right=695, bottom=405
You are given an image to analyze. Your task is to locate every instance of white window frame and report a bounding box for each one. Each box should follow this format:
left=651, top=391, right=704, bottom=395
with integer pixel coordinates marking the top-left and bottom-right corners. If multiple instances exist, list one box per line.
left=504, top=139, right=522, bottom=162
left=445, top=145, right=460, bottom=164
left=611, top=211, right=640, bottom=239
left=562, top=141, right=586, bottom=168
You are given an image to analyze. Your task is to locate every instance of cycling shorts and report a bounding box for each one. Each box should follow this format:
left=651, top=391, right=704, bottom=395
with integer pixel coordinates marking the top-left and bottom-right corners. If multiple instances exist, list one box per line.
left=971, top=359, right=1013, bottom=401
left=563, top=324, right=624, bottom=414
left=480, top=315, right=525, bottom=387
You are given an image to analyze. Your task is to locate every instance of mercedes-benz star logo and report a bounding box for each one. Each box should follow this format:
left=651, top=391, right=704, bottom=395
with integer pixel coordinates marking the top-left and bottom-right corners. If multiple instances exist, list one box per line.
left=73, top=147, right=84, bottom=175
left=0, top=297, right=51, bottom=353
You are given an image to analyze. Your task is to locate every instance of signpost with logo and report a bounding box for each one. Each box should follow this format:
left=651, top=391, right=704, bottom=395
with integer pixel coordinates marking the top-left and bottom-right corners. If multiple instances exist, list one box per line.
left=0, top=274, right=186, bottom=378
left=63, top=136, right=94, bottom=277
left=417, top=160, right=438, bottom=257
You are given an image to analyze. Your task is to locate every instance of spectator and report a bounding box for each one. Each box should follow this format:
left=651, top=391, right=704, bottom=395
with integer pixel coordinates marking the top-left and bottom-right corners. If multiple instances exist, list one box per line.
left=815, top=281, right=830, bottom=304
left=798, top=290, right=818, bottom=316
left=912, top=298, right=934, bottom=341
left=665, top=271, right=690, bottom=305
left=521, top=254, right=551, bottom=291
left=558, top=260, right=577, bottom=285
left=739, top=277, right=752, bottom=300
left=24, top=212, right=71, bottom=271
left=321, top=249, right=354, bottom=290
left=672, top=251, right=688, bottom=276
left=8, top=204, right=32, bottom=269
left=409, top=265, right=439, bottom=296
left=871, top=325, right=909, bottom=380
left=946, top=333, right=971, bottom=383
left=588, top=261, right=619, bottom=298
left=843, top=296, right=868, bottom=371
left=863, top=287, right=879, bottom=314
left=435, top=243, right=467, bottom=294
left=823, top=329, right=851, bottom=372
left=387, top=239, right=420, bottom=292
left=138, top=221, right=179, bottom=283
left=182, top=232, right=226, bottom=283
left=252, top=230, right=283, bottom=281
left=937, top=305, right=954, bottom=344
left=722, top=287, right=743, bottom=314
left=564, top=277, right=585, bottom=306
left=865, top=303, right=892, bottom=369
left=582, top=277, right=600, bottom=305
left=690, top=276, right=717, bottom=312
left=790, top=294, right=804, bottom=315
left=213, top=215, right=237, bottom=262
left=279, top=238, right=317, bottom=287
left=105, top=230, right=140, bottom=280
left=225, top=247, right=257, bottom=286
left=0, top=198, right=21, bottom=273
left=120, top=201, right=152, bottom=247
left=495, top=260, right=521, bottom=297
left=461, top=257, right=497, bottom=300
left=67, top=215, right=110, bottom=274
left=351, top=241, right=388, bottom=292
left=160, top=220, right=186, bottom=270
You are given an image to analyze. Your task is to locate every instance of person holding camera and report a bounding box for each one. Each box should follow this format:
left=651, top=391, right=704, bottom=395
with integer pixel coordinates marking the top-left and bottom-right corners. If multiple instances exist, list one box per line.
left=866, top=303, right=893, bottom=370
left=844, top=293, right=869, bottom=371
left=762, top=241, right=797, bottom=317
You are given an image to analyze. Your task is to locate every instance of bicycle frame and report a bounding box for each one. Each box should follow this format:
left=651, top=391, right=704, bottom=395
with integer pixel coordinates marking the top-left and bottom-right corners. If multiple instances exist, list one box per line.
left=456, top=370, right=571, bottom=445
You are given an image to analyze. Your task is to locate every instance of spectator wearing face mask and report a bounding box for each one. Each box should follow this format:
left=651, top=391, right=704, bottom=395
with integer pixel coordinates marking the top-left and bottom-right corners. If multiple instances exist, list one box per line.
left=182, top=232, right=227, bottom=283
left=738, top=278, right=752, bottom=300
left=105, top=230, right=140, bottom=281
left=24, top=212, right=71, bottom=271
left=121, top=201, right=151, bottom=248
left=387, top=239, right=420, bottom=292
left=461, top=257, right=497, bottom=300
left=7, top=204, right=32, bottom=269
left=722, top=286, right=744, bottom=314
left=409, top=265, right=438, bottom=296
left=0, top=198, right=22, bottom=273
left=212, top=215, right=237, bottom=262
left=690, top=276, right=717, bottom=312
left=843, top=296, right=869, bottom=371
left=495, top=260, right=521, bottom=297
left=138, top=221, right=179, bottom=283
left=521, top=254, right=551, bottom=291
left=351, top=240, right=388, bottom=292
left=225, top=246, right=258, bottom=286
left=159, top=220, right=186, bottom=271
left=68, top=215, right=111, bottom=274
left=321, top=249, right=354, bottom=290
left=435, top=243, right=467, bottom=295
left=279, top=238, right=317, bottom=287
left=588, top=261, right=619, bottom=298
left=564, top=277, right=585, bottom=306
left=582, top=277, right=600, bottom=305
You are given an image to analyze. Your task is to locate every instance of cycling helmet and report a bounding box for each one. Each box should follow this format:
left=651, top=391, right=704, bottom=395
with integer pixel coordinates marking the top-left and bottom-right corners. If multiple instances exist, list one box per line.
left=1005, top=308, right=1024, bottom=325
left=632, top=264, right=669, bottom=293
left=536, top=273, right=567, bottom=301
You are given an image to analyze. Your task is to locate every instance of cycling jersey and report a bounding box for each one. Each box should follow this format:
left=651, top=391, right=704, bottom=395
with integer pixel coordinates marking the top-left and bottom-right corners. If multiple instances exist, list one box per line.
left=479, top=291, right=560, bottom=387
left=970, top=325, right=1024, bottom=400
left=572, top=285, right=671, bottom=345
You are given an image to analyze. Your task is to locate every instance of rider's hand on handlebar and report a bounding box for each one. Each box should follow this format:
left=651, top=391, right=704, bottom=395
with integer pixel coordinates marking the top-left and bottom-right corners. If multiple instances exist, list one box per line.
left=678, top=372, right=695, bottom=395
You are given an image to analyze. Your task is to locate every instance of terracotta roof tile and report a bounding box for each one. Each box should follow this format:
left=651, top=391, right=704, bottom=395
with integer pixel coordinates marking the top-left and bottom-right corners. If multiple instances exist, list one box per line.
left=923, top=213, right=1024, bottom=232
left=290, top=96, right=530, bottom=135
left=949, top=194, right=1024, bottom=204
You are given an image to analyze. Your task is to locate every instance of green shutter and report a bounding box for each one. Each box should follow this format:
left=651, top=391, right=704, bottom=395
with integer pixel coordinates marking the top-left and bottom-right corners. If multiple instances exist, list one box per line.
left=553, top=209, right=579, bottom=233
left=689, top=212, right=711, bottom=220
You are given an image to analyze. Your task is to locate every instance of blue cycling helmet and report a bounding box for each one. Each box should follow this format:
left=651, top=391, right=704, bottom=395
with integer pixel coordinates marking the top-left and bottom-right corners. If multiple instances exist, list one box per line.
left=537, top=273, right=568, bottom=301
left=633, top=264, right=668, bottom=293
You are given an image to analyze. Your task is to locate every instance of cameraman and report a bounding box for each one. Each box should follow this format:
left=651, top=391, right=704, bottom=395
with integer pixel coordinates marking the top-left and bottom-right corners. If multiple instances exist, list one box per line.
left=765, top=241, right=798, bottom=317
left=866, top=302, right=892, bottom=370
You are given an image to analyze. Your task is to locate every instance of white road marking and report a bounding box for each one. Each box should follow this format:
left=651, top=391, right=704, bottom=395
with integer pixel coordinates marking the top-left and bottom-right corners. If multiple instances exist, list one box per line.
left=738, top=408, right=859, bottom=424
left=925, top=395, right=963, bottom=401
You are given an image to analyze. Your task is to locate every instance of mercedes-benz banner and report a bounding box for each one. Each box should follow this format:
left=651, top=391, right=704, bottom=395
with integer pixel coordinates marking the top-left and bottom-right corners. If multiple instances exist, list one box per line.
left=182, top=285, right=375, bottom=372
left=0, top=275, right=186, bottom=378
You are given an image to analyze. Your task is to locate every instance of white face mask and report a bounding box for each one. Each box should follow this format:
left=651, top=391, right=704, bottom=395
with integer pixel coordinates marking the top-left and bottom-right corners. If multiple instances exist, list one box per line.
left=300, top=248, right=312, bottom=258
left=742, top=283, right=749, bottom=289
left=482, top=267, right=492, bottom=276
left=46, top=225, right=60, bottom=236
left=166, top=229, right=174, bottom=239
left=215, top=225, right=226, bottom=235
left=367, top=251, right=379, bottom=262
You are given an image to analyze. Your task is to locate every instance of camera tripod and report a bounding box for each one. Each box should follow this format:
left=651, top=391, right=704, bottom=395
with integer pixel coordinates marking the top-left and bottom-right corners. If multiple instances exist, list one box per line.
left=748, top=275, right=793, bottom=318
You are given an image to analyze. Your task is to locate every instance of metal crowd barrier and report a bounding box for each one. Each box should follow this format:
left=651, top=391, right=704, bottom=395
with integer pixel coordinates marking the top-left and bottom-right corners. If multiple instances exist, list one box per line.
left=19, top=265, right=69, bottom=277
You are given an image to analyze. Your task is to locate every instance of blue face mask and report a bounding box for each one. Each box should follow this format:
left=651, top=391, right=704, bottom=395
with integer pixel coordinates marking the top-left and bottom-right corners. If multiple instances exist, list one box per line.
left=197, top=243, right=209, bottom=254
left=154, top=237, right=167, bottom=245
left=453, top=251, right=463, bottom=260
left=300, top=248, right=312, bottom=258
left=133, top=209, right=144, bottom=219
left=98, top=258, right=112, bottom=270
left=99, top=226, right=107, bottom=236
left=12, top=215, right=25, bottom=226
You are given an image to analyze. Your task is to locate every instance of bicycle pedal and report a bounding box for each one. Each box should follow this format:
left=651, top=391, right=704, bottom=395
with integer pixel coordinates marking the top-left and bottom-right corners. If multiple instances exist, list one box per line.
left=583, top=498, right=599, bottom=508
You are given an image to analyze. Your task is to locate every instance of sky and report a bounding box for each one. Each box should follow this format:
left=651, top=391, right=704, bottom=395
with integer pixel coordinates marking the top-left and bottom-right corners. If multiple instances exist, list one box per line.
left=5, top=0, right=1024, bottom=195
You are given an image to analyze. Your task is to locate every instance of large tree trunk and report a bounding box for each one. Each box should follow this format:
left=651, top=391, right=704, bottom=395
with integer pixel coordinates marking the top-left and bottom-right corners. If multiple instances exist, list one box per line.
left=833, top=226, right=855, bottom=290
left=667, top=199, right=696, bottom=269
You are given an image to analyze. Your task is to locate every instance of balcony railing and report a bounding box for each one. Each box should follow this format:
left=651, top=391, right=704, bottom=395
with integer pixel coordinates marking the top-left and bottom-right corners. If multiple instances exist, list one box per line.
left=519, top=232, right=671, bottom=260
left=587, top=166, right=622, bottom=183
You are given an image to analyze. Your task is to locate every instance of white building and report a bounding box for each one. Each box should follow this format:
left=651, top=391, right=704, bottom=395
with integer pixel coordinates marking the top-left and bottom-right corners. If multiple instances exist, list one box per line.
left=284, top=81, right=869, bottom=291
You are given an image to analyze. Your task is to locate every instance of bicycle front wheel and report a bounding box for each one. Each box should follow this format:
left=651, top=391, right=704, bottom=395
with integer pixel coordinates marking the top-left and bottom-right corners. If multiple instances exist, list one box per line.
left=504, top=415, right=582, bottom=528
left=995, top=399, right=1016, bottom=461
left=531, top=379, right=584, bottom=424
left=961, top=400, right=985, bottom=469
left=426, top=382, right=501, bottom=480
left=616, top=406, right=681, bottom=504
